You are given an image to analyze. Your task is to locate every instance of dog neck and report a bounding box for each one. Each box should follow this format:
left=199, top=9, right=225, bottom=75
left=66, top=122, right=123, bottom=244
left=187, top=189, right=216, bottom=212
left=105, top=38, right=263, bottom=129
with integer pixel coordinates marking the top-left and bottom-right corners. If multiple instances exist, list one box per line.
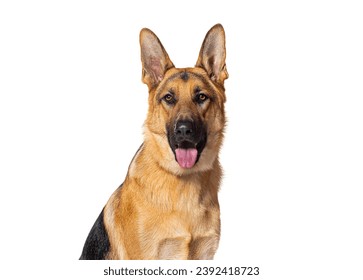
left=125, top=139, right=221, bottom=211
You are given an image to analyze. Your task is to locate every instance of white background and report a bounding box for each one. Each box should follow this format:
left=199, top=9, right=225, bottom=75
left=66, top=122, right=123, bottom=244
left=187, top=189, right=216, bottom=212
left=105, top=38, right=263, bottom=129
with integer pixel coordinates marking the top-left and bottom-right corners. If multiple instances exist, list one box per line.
left=0, top=0, right=362, bottom=279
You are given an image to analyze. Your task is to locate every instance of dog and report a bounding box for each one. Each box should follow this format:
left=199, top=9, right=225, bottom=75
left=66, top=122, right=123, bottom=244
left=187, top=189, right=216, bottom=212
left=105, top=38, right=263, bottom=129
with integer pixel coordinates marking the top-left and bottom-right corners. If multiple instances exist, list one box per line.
left=80, top=23, right=228, bottom=260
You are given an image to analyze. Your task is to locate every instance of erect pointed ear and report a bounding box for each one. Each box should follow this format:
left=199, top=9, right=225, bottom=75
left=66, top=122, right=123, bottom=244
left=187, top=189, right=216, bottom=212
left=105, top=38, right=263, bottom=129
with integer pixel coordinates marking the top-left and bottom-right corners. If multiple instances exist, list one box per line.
left=196, top=24, right=228, bottom=86
left=140, top=28, right=174, bottom=90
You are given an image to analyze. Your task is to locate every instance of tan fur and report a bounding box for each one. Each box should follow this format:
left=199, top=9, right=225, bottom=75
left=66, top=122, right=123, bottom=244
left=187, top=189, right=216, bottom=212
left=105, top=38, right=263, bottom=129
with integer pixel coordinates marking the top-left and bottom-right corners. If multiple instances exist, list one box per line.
left=103, top=24, right=227, bottom=260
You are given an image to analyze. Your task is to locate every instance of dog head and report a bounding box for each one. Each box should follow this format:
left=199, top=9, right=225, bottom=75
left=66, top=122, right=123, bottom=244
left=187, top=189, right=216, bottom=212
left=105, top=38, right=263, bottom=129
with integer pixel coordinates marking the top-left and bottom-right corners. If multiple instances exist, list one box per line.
left=140, top=24, right=228, bottom=175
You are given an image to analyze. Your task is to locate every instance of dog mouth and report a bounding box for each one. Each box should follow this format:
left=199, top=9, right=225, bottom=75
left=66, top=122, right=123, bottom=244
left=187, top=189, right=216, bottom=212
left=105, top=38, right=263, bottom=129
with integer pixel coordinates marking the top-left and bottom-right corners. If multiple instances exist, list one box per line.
left=167, top=119, right=207, bottom=169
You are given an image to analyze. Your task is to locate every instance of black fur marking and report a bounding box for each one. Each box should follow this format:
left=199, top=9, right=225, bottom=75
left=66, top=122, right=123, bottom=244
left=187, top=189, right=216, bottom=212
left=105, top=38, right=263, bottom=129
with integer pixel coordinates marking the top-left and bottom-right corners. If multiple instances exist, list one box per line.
left=180, top=71, right=189, bottom=81
left=166, top=118, right=207, bottom=165
left=79, top=208, right=110, bottom=260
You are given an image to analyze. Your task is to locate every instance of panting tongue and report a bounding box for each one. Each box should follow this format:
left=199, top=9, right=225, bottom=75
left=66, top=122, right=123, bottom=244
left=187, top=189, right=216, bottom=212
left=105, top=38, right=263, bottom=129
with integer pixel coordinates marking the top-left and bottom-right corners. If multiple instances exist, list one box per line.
left=175, top=148, right=198, bottom=169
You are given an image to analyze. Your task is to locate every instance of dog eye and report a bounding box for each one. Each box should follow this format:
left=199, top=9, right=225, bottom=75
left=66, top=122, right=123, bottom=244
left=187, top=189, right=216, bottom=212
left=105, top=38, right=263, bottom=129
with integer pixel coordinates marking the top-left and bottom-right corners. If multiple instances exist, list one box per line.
left=162, top=93, right=176, bottom=105
left=196, top=93, right=209, bottom=104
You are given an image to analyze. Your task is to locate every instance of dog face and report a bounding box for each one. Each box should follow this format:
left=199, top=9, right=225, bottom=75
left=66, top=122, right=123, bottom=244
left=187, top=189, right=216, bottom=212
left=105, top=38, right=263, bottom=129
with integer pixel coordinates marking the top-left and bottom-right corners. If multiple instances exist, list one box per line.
left=140, top=24, right=228, bottom=175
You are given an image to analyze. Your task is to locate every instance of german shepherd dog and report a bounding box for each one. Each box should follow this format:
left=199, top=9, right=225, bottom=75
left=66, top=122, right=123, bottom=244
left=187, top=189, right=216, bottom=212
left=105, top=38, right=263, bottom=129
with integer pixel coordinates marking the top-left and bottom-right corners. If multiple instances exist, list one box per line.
left=80, top=24, right=228, bottom=260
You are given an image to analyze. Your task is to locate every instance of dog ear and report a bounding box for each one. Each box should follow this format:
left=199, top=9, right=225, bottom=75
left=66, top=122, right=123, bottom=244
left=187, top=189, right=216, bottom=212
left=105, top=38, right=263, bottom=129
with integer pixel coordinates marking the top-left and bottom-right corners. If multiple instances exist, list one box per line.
left=196, top=24, right=228, bottom=86
left=140, top=28, right=174, bottom=90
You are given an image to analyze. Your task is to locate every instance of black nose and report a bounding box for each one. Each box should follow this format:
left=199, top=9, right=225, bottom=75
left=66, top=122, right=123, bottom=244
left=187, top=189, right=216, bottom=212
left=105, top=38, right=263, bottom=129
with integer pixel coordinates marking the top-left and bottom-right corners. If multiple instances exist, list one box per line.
left=175, top=120, right=194, bottom=142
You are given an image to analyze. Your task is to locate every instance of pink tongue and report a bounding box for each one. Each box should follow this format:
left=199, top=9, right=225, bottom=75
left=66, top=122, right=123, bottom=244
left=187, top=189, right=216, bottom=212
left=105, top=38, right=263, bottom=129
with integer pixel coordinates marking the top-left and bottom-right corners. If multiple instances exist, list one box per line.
left=175, top=148, right=198, bottom=169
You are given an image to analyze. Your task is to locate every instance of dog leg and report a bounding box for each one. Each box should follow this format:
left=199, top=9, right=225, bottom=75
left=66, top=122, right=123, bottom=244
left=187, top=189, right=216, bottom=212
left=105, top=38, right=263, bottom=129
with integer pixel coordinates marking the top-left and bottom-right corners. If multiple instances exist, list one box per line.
left=157, top=236, right=192, bottom=260
left=188, top=235, right=220, bottom=260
